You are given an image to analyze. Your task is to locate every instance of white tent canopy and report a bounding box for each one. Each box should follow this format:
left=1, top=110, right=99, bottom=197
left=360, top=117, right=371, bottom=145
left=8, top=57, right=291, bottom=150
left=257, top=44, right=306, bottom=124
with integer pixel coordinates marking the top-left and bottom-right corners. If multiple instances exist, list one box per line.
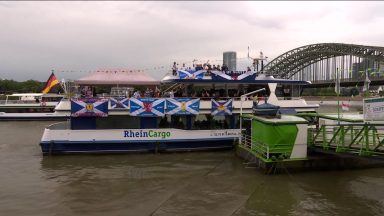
left=75, top=69, right=160, bottom=86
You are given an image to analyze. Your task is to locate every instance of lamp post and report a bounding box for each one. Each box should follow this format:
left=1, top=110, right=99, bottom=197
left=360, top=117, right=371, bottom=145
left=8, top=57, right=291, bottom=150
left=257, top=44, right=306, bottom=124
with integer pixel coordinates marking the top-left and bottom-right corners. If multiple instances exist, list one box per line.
left=239, top=88, right=266, bottom=145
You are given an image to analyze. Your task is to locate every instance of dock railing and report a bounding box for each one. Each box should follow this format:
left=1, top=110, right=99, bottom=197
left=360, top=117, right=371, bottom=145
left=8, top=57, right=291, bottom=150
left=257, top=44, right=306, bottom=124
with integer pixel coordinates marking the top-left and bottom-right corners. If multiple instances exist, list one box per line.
left=240, top=130, right=307, bottom=161
left=239, top=132, right=270, bottom=160
left=308, top=123, right=384, bottom=156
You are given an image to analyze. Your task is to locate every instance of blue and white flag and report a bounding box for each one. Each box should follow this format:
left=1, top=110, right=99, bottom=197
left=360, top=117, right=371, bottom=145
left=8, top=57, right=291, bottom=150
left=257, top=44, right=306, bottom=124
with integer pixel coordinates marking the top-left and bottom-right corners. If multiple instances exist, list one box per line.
left=178, top=69, right=206, bottom=79
left=71, top=98, right=109, bottom=117
left=211, top=70, right=232, bottom=80
left=211, top=70, right=256, bottom=81
left=166, top=98, right=200, bottom=115
left=129, top=98, right=165, bottom=117
left=211, top=99, right=233, bottom=116
left=236, top=71, right=256, bottom=81
left=110, top=97, right=129, bottom=109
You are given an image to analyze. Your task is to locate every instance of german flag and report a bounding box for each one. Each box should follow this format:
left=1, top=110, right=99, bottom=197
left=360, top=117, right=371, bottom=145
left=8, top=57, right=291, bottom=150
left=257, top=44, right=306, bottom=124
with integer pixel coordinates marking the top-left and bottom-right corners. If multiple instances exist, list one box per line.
left=42, top=72, right=59, bottom=93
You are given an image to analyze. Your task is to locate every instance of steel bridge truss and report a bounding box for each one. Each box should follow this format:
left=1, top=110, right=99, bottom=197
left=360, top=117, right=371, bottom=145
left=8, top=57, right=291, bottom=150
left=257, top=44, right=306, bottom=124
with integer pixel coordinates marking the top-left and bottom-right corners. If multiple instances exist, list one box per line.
left=264, top=43, right=384, bottom=79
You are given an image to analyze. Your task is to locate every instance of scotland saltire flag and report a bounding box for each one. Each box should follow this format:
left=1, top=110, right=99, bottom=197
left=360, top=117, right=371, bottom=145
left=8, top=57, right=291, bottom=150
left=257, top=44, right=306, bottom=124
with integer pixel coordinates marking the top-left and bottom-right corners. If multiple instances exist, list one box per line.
left=110, top=97, right=129, bottom=109
left=211, top=70, right=256, bottom=81
left=211, top=99, right=233, bottom=115
left=236, top=71, right=256, bottom=81
left=166, top=98, right=200, bottom=115
left=129, top=98, right=165, bottom=117
left=211, top=70, right=232, bottom=80
left=71, top=98, right=109, bottom=117
left=178, top=69, right=205, bottom=79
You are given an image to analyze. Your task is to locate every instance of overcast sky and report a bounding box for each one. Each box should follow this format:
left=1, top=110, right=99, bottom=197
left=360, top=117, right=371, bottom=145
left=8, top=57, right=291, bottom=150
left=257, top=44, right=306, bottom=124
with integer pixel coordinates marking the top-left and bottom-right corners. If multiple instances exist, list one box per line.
left=1, top=1, right=384, bottom=81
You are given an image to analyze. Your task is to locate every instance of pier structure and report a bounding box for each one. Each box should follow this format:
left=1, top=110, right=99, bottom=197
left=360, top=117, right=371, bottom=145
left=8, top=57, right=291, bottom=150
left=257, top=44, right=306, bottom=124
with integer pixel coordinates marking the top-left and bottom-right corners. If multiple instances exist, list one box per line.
left=237, top=113, right=384, bottom=174
left=308, top=123, right=384, bottom=156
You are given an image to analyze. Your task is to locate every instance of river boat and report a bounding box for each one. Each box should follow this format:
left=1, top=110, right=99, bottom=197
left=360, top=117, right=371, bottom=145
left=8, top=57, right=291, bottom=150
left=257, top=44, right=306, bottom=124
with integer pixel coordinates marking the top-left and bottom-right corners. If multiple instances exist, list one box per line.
left=0, top=93, right=64, bottom=113
left=40, top=68, right=319, bottom=155
left=0, top=72, right=66, bottom=119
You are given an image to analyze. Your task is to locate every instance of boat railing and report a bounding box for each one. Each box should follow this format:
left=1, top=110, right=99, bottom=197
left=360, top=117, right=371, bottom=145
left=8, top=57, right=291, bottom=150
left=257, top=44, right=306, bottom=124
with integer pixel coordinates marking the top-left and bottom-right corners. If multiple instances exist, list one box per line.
left=276, top=96, right=303, bottom=100
left=198, top=96, right=255, bottom=101
left=0, top=100, right=41, bottom=105
left=164, top=96, right=266, bottom=101
left=170, top=69, right=252, bottom=77
left=92, top=96, right=262, bottom=101
left=0, top=100, right=61, bottom=105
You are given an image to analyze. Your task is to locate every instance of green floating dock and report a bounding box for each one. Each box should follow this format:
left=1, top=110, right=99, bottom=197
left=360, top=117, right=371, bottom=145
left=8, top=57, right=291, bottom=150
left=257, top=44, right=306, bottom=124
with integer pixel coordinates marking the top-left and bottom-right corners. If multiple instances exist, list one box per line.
left=239, top=114, right=308, bottom=162
left=237, top=114, right=384, bottom=174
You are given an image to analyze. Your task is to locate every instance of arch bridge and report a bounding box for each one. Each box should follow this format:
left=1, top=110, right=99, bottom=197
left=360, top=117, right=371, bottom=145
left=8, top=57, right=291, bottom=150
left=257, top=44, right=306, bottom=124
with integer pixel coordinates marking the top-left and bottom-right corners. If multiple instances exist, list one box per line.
left=264, top=43, right=384, bottom=82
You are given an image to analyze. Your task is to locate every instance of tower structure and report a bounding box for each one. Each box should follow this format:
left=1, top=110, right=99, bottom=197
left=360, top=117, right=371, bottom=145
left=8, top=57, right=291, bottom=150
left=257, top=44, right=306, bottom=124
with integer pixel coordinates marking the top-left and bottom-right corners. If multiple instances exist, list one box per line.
left=223, top=51, right=237, bottom=71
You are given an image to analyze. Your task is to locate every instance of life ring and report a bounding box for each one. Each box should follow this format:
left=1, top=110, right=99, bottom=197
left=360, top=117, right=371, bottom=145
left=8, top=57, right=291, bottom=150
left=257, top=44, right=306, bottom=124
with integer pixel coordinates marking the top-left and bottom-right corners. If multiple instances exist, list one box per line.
left=40, top=101, right=47, bottom=107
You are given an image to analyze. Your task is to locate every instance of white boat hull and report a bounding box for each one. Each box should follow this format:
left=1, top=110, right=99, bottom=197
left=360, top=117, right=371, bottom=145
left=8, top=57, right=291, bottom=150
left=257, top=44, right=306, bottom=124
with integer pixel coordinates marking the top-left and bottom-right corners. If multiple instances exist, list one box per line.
left=40, top=128, right=241, bottom=154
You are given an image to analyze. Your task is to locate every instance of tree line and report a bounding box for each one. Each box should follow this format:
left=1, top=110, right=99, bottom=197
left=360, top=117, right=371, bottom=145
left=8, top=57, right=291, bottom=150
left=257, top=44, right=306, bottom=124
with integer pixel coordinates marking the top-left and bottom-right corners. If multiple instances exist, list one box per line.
left=0, top=79, right=58, bottom=94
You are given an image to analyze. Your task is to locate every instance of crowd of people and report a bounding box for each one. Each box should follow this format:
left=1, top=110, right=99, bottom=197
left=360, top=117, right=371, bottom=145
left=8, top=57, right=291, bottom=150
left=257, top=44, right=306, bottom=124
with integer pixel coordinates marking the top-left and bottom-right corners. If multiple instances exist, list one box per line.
left=172, top=61, right=253, bottom=77
left=79, top=84, right=269, bottom=101
left=161, top=84, right=267, bottom=100
left=132, top=87, right=161, bottom=98
left=158, top=115, right=234, bottom=130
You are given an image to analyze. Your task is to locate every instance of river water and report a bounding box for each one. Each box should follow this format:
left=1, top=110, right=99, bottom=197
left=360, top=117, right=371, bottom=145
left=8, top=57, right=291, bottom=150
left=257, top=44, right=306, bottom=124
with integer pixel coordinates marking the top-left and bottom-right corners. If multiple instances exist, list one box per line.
left=1, top=121, right=384, bottom=215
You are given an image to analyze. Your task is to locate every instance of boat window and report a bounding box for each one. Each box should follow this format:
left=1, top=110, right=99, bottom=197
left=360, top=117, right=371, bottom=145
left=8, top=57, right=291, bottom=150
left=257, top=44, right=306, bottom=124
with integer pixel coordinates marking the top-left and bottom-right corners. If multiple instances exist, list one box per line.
left=171, top=115, right=187, bottom=129
left=232, top=114, right=240, bottom=129
left=154, top=114, right=241, bottom=130
left=193, top=114, right=211, bottom=129
left=96, top=115, right=141, bottom=129
left=158, top=115, right=187, bottom=129
left=158, top=115, right=171, bottom=128
left=42, top=97, right=63, bottom=102
left=193, top=114, right=235, bottom=129
left=241, top=118, right=252, bottom=136
left=212, top=115, right=229, bottom=129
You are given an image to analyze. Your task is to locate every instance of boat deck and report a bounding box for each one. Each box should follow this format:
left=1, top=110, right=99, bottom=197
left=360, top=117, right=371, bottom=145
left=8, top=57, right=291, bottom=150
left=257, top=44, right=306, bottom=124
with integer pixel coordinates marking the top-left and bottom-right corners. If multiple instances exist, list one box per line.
left=0, top=112, right=70, bottom=121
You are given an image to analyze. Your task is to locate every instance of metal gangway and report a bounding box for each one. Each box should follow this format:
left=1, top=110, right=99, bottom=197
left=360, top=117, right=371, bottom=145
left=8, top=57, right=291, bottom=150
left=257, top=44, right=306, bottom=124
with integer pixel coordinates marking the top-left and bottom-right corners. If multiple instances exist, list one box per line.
left=308, top=123, right=384, bottom=156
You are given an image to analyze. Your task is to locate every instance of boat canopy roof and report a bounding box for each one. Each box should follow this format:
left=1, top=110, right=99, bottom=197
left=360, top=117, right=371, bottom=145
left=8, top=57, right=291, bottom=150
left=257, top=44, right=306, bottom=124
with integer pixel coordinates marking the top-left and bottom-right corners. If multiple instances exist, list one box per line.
left=75, top=69, right=160, bottom=86
left=9, top=93, right=44, bottom=97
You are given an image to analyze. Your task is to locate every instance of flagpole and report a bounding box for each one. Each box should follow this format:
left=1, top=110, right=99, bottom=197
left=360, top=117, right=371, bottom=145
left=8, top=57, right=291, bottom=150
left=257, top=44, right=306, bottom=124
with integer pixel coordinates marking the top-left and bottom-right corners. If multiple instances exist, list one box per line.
left=337, top=90, right=340, bottom=125
left=336, top=68, right=340, bottom=125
